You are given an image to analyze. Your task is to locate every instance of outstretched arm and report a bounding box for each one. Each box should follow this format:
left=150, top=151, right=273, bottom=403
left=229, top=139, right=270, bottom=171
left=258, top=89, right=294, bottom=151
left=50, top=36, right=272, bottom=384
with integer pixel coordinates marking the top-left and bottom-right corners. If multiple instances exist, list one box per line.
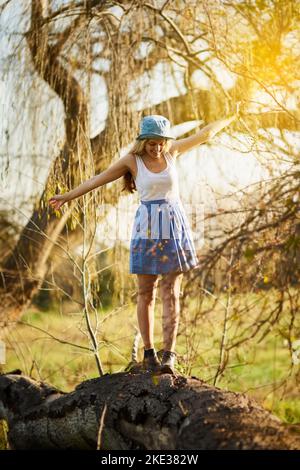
left=49, top=154, right=132, bottom=210
left=170, top=102, right=241, bottom=155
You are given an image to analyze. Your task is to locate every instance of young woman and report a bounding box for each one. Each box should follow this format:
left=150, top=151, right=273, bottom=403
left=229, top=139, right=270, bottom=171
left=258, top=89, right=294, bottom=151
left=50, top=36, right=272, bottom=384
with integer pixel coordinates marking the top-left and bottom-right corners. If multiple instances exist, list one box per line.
left=49, top=107, right=241, bottom=374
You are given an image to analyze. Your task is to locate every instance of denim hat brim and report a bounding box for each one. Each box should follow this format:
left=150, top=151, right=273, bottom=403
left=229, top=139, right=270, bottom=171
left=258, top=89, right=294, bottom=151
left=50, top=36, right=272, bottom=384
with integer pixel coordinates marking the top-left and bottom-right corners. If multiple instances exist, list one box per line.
left=136, top=133, right=175, bottom=140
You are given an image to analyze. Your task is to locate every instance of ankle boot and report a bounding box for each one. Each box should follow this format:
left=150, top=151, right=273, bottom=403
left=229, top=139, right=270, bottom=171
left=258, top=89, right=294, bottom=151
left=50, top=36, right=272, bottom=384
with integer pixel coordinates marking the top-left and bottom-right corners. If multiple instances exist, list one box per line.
left=142, top=348, right=161, bottom=372
left=160, top=350, right=177, bottom=374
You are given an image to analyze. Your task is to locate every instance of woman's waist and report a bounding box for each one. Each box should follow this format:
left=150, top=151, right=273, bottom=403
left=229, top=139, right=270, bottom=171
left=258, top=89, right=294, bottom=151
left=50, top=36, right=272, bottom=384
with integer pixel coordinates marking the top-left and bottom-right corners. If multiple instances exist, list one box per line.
left=140, top=198, right=182, bottom=206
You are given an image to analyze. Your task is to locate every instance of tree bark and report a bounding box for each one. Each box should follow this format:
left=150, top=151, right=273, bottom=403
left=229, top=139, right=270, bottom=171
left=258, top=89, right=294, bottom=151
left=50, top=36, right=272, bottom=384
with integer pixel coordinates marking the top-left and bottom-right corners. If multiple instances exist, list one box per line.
left=0, top=371, right=299, bottom=450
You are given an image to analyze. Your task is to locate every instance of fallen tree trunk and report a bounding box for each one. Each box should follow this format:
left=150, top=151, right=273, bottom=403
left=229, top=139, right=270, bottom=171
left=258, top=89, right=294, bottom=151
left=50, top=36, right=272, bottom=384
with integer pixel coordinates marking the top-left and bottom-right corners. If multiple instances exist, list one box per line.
left=0, top=371, right=299, bottom=450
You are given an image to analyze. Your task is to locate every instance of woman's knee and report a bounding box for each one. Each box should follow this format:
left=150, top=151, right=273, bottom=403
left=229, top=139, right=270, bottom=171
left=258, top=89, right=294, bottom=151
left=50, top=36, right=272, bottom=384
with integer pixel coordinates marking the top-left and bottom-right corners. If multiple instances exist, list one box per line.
left=137, top=275, right=158, bottom=303
left=160, top=284, right=174, bottom=300
left=160, top=277, right=182, bottom=301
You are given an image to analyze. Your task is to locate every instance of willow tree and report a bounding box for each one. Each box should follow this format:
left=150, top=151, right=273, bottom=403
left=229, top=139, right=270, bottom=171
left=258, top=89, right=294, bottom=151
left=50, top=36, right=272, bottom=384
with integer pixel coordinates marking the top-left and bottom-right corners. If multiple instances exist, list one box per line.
left=0, top=0, right=299, bottom=327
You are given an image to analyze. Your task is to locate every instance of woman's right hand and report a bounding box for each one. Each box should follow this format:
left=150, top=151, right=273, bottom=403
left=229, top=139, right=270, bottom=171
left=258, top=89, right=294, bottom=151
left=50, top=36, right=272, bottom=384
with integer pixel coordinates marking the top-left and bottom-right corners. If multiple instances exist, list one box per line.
left=48, top=194, right=68, bottom=211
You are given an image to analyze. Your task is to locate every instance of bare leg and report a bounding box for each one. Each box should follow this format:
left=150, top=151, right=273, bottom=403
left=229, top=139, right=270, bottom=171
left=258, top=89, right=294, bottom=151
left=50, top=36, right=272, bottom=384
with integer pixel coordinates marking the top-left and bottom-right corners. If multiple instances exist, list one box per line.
left=160, top=272, right=183, bottom=352
left=136, top=274, right=159, bottom=350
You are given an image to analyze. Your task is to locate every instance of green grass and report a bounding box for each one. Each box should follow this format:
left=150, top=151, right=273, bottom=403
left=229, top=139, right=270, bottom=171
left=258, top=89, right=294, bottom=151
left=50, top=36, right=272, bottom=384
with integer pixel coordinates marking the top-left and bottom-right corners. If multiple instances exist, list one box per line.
left=2, top=289, right=300, bottom=424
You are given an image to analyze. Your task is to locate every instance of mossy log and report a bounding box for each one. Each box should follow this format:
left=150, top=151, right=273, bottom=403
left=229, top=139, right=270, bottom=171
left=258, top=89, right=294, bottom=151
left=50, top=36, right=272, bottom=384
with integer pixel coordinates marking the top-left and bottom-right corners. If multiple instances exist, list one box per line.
left=0, top=371, right=299, bottom=450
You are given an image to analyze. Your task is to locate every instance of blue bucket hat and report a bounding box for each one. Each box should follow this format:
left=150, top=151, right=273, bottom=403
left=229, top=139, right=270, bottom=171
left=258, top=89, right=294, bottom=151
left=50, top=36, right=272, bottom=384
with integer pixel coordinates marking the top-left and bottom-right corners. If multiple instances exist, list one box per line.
left=137, top=115, right=174, bottom=140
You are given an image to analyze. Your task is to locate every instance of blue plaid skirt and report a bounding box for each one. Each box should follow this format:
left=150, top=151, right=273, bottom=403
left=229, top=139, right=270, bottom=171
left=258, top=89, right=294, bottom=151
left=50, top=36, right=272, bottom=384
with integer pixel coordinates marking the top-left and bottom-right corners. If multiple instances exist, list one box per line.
left=129, top=198, right=199, bottom=274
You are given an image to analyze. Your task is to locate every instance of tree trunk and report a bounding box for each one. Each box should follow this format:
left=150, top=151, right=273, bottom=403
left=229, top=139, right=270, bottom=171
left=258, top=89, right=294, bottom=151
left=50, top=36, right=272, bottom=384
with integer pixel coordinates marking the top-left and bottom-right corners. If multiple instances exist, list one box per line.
left=1, top=84, right=297, bottom=326
left=0, top=371, right=299, bottom=450
left=1, top=0, right=299, bottom=325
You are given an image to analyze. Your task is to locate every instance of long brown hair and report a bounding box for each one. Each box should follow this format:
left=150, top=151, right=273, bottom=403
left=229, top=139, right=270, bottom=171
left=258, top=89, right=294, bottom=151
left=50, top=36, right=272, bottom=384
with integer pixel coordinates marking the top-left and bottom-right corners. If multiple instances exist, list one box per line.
left=121, top=139, right=172, bottom=194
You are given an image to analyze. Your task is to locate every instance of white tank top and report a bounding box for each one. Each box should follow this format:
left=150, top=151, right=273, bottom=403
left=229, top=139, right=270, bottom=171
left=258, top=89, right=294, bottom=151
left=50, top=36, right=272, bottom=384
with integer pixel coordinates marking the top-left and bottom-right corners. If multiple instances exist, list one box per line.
left=133, top=152, right=180, bottom=202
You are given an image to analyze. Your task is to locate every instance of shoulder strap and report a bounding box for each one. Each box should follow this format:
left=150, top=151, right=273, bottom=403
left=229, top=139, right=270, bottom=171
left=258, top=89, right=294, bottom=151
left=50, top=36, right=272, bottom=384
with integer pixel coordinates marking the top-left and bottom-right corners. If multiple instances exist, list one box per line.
left=133, top=153, right=145, bottom=178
